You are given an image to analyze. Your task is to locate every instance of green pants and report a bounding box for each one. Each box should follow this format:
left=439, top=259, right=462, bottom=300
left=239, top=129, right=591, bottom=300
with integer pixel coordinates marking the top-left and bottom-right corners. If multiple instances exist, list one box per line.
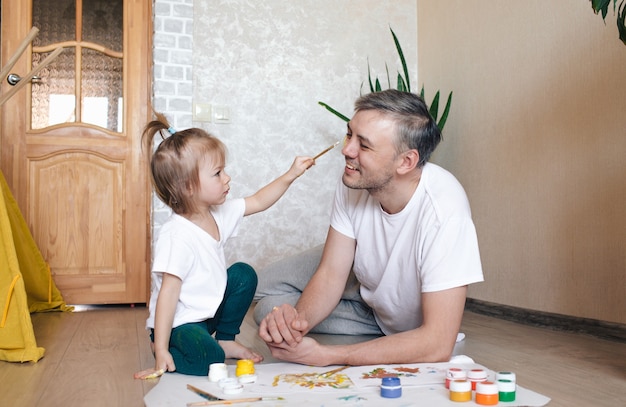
left=152, top=262, right=257, bottom=376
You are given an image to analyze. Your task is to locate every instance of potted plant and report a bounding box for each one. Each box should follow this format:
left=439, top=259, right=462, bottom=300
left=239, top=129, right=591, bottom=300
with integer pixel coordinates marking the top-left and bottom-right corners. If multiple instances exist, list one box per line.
left=318, top=27, right=453, bottom=132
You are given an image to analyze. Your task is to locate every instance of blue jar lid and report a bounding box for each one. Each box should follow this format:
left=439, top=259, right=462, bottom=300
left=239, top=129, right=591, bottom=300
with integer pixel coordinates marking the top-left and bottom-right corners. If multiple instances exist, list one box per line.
left=381, top=377, right=402, bottom=398
left=382, top=377, right=401, bottom=386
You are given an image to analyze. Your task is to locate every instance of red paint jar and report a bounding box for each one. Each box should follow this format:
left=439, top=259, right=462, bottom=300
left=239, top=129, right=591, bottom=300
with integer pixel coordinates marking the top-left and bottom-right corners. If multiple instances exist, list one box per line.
left=445, top=368, right=467, bottom=389
left=467, top=368, right=488, bottom=390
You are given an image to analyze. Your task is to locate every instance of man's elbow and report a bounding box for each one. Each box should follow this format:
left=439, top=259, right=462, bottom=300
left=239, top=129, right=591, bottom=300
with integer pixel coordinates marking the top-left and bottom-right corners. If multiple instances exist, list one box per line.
left=431, top=348, right=454, bottom=363
left=424, top=341, right=455, bottom=363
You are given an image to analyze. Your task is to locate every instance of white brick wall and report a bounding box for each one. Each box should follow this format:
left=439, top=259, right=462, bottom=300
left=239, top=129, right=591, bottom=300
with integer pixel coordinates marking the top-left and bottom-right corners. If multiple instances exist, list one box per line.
left=153, top=0, right=193, bottom=128
left=150, top=0, right=194, bottom=242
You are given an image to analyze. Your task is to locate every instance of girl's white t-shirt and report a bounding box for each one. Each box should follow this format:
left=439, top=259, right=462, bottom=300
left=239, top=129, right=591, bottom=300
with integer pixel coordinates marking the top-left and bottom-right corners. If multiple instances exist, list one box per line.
left=146, top=198, right=245, bottom=330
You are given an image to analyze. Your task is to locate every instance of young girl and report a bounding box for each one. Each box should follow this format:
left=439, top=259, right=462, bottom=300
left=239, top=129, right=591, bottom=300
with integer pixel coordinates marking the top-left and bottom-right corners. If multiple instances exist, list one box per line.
left=135, top=113, right=313, bottom=378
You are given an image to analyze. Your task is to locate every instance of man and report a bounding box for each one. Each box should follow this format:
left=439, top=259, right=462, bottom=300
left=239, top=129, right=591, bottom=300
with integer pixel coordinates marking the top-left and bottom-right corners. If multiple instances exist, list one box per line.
left=254, top=89, right=483, bottom=366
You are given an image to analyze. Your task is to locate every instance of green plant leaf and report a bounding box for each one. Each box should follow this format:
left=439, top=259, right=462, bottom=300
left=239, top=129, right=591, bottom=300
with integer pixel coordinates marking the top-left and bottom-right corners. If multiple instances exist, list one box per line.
left=397, top=74, right=407, bottom=92
left=437, top=92, right=453, bottom=132
left=317, top=102, right=350, bottom=122
left=391, top=27, right=410, bottom=92
left=590, top=0, right=625, bottom=46
left=319, top=27, right=453, bottom=132
left=592, top=0, right=613, bottom=19
left=429, top=91, right=440, bottom=122
left=618, top=0, right=626, bottom=45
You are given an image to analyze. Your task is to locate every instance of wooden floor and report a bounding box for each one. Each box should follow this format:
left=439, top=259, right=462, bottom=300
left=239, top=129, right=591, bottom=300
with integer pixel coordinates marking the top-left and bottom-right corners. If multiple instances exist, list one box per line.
left=1, top=304, right=624, bottom=407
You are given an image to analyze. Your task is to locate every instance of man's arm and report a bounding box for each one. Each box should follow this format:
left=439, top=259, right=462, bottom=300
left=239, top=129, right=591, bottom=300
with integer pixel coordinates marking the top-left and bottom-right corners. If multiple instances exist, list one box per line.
left=258, top=227, right=355, bottom=345
left=266, top=286, right=467, bottom=366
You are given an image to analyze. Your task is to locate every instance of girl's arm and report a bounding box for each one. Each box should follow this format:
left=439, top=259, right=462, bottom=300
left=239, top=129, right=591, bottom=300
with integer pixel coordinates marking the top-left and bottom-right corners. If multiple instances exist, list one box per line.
left=153, top=273, right=182, bottom=372
left=244, top=156, right=313, bottom=216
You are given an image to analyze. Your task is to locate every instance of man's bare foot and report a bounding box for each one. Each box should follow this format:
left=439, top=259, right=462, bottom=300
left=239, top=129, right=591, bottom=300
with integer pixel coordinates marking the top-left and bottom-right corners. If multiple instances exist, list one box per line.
left=218, top=340, right=264, bottom=363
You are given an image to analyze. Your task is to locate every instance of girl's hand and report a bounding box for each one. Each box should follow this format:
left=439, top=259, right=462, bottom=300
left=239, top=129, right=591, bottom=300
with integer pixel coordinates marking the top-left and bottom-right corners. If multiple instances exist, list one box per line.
left=133, top=348, right=176, bottom=379
left=154, top=348, right=176, bottom=373
left=133, top=367, right=165, bottom=380
left=288, top=156, right=315, bottom=179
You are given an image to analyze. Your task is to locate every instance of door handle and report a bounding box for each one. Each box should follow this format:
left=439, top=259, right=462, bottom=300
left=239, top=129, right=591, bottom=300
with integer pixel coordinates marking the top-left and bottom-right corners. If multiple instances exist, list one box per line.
left=7, top=73, right=42, bottom=86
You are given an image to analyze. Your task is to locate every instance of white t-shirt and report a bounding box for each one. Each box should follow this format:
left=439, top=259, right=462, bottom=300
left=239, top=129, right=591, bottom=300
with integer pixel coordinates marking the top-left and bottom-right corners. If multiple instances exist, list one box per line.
left=146, top=198, right=245, bottom=330
left=330, top=163, right=484, bottom=335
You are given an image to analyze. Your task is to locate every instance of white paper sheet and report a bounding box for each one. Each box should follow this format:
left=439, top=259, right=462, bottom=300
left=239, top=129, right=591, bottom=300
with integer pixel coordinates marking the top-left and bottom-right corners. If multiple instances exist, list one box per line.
left=144, top=359, right=551, bottom=407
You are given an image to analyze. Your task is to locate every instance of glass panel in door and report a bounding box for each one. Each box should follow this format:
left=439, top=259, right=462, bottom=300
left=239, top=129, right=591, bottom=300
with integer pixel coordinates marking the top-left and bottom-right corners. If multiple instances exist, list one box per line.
left=31, top=0, right=123, bottom=132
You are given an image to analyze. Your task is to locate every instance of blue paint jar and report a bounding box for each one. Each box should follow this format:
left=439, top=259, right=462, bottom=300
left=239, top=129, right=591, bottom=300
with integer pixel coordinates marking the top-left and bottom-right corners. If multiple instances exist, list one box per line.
left=381, top=377, right=402, bottom=398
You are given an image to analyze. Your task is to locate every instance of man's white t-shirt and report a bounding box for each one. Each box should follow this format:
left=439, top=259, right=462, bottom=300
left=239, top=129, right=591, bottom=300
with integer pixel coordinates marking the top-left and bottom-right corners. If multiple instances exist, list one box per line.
left=146, top=198, right=245, bottom=330
left=330, top=163, right=484, bottom=335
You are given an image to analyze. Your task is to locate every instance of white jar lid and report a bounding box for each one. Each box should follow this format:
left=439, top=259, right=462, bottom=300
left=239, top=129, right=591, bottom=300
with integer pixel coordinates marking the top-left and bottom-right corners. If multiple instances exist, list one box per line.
left=222, top=383, right=244, bottom=395
left=218, top=377, right=239, bottom=388
left=446, top=368, right=467, bottom=379
left=476, top=381, right=498, bottom=395
left=238, top=374, right=257, bottom=384
left=496, top=371, right=516, bottom=382
left=498, top=379, right=517, bottom=392
left=208, top=363, right=229, bottom=382
left=449, top=380, right=472, bottom=392
left=467, top=368, right=488, bottom=379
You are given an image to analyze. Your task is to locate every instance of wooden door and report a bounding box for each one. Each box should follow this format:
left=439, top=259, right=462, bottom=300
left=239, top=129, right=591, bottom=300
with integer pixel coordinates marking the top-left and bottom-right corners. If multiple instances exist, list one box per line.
left=0, top=0, right=152, bottom=304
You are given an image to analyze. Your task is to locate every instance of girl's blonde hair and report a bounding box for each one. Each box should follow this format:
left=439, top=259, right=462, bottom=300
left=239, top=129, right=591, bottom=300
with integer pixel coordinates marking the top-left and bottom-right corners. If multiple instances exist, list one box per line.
left=142, top=112, right=227, bottom=215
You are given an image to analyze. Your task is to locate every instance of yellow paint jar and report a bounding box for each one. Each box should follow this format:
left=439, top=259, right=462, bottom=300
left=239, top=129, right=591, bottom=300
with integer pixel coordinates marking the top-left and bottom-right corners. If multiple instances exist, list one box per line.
left=449, top=379, right=472, bottom=402
left=235, top=359, right=255, bottom=377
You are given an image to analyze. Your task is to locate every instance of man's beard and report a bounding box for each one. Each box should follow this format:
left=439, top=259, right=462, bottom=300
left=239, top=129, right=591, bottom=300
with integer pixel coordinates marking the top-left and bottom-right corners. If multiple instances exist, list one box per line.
left=342, top=168, right=394, bottom=194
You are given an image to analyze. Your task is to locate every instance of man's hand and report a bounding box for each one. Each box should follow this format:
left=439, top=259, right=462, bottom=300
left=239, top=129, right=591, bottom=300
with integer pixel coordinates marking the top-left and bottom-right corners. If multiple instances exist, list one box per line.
left=266, top=336, right=330, bottom=366
left=258, top=304, right=308, bottom=347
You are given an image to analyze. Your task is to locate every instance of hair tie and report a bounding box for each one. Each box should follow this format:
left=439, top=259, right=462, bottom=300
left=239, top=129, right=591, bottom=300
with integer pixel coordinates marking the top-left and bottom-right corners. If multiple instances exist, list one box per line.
left=167, top=126, right=176, bottom=135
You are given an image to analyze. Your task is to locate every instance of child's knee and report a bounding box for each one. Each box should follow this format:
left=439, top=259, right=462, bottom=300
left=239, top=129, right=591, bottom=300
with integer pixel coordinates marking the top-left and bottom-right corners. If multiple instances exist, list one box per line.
left=228, top=262, right=258, bottom=289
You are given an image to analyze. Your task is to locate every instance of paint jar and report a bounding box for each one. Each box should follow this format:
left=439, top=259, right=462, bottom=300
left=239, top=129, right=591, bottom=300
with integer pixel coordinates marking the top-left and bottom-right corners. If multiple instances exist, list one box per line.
left=475, top=381, right=499, bottom=405
left=445, top=368, right=467, bottom=389
left=498, top=379, right=517, bottom=402
left=235, top=359, right=255, bottom=377
left=222, top=383, right=244, bottom=395
left=208, top=362, right=228, bottom=382
left=380, top=377, right=402, bottom=398
left=238, top=374, right=257, bottom=384
left=218, top=377, right=239, bottom=388
left=467, top=368, right=488, bottom=390
left=496, top=371, right=516, bottom=383
left=449, top=379, right=472, bottom=402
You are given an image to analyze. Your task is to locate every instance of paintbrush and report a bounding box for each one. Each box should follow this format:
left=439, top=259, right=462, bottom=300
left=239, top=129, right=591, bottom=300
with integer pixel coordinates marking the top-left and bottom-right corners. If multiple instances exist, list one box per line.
left=316, top=365, right=349, bottom=379
left=313, top=140, right=340, bottom=160
left=186, top=384, right=221, bottom=401
left=141, top=368, right=164, bottom=380
left=186, top=397, right=284, bottom=406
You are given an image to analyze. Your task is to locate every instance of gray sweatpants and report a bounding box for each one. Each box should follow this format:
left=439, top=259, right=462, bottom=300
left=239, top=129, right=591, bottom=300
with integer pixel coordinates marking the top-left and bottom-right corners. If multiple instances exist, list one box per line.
left=253, top=244, right=383, bottom=336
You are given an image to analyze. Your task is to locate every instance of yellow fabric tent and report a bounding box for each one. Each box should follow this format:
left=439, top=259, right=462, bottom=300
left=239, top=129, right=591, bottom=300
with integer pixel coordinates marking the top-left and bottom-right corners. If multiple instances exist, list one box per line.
left=0, top=171, right=71, bottom=363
